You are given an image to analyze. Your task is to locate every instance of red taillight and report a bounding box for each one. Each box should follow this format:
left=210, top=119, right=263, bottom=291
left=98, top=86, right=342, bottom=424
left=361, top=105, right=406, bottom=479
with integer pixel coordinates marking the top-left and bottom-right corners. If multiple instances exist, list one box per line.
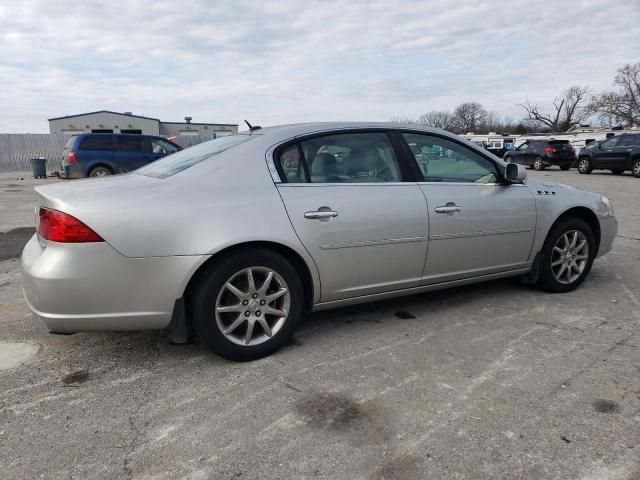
left=544, top=147, right=557, bottom=154
left=68, top=151, right=77, bottom=164
left=38, top=208, right=103, bottom=243
left=570, top=147, right=575, bottom=154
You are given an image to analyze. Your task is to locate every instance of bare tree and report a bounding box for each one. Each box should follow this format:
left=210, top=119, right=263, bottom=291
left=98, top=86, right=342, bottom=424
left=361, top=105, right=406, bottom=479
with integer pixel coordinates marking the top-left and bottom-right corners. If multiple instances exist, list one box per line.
left=519, top=86, right=590, bottom=132
left=417, top=110, right=455, bottom=130
left=452, top=102, right=487, bottom=133
left=389, top=116, right=418, bottom=124
left=588, top=63, right=640, bottom=127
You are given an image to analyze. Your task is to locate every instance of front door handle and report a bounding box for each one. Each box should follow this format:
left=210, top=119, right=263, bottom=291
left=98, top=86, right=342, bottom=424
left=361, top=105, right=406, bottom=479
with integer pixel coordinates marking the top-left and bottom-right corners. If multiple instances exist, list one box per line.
left=435, top=203, right=461, bottom=215
left=304, top=209, right=338, bottom=220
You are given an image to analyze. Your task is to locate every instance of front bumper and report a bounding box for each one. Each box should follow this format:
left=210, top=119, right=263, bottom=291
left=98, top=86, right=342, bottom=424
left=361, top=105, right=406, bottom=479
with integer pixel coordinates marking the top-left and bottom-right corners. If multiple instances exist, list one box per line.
left=597, top=215, right=617, bottom=258
left=21, top=234, right=207, bottom=333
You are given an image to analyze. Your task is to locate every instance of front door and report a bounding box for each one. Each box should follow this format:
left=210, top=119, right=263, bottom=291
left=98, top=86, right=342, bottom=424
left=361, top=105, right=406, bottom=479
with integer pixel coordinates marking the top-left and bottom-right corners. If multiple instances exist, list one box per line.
left=274, top=131, right=429, bottom=302
left=399, top=132, right=537, bottom=283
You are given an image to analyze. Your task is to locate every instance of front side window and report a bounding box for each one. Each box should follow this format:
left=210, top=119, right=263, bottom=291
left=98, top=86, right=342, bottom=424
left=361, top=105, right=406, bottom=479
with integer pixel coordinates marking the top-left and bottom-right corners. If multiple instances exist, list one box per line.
left=600, top=136, right=620, bottom=148
left=518, top=143, right=529, bottom=151
left=401, top=132, right=498, bottom=183
left=136, top=134, right=254, bottom=178
left=79, top=135, right=113, bottom=151
left=150, top=138, right=179, bottom=154
left=280, top=132, right=402, bottom=183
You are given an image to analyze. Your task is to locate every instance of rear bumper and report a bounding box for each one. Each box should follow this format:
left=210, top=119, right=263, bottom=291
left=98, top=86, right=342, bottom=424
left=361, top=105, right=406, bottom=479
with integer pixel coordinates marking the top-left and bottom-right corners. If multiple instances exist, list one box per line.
left=21, top=234, right=207, bottom=333
left=546, top=156, right=577, bottom=166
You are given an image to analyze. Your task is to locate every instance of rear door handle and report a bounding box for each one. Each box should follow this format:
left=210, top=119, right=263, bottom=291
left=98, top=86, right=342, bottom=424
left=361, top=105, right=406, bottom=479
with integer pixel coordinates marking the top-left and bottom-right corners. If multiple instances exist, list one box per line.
left=435, top=203, right=461, bottom=215
left=304, top=210, right=338, bottom=220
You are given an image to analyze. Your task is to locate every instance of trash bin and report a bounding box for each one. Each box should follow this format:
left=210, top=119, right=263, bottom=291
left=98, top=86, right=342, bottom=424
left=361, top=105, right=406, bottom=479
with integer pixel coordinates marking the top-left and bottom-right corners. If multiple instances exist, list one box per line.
left=31, top=157, right=47, bottom=179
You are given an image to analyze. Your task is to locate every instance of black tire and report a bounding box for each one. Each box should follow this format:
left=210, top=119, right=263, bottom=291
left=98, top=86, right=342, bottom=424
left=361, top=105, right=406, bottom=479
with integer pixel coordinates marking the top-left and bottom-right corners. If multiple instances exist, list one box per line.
left=632, top=158, right=640, bottom=178
left=533, top=157, right=545, bottom=171
left=577, top=157, right=592, bottom=174
left=610, top=169, right=624, bottom=175
left=192, top=247, right=304, bottom=361
left=89, top=166, right=113, bottom=177
left=504, top=156, right=513, bottom=163
left=537, top=217, right=596, bottom=293
left=560, top=164, right=571, bottom=171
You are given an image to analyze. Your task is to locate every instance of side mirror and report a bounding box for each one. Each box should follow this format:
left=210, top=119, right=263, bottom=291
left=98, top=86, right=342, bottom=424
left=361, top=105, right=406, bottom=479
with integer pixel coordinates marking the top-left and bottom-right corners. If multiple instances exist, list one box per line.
left=506, top=163, right=527, bottom=183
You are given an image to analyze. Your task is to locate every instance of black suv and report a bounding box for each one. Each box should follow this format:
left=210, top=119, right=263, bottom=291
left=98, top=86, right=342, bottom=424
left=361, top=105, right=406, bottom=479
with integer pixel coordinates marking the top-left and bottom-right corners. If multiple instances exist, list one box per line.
left=503, top=139, right=576, bottom=171
left=577, top=133, right=640, bottom=177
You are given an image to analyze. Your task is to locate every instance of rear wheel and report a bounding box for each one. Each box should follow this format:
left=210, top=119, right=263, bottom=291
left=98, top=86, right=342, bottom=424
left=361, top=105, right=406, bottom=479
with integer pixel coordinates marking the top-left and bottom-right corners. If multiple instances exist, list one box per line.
left=192, top=248, right=304, bottom=361
left=632, top=158, right=640, bottom=178
left=611, top=169, right=624, bottom=175
left=89, top=166, right=112, bottom=177
left=533, top=157, right=545, bottom=171
left=577, top=157, right=592, bottom=174
left=537, top=217, right=595, bottom=293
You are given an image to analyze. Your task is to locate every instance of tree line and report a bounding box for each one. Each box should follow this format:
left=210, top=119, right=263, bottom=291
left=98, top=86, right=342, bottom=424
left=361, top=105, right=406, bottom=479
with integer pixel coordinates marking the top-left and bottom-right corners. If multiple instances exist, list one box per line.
left=392, top=63, right=640, bottom=134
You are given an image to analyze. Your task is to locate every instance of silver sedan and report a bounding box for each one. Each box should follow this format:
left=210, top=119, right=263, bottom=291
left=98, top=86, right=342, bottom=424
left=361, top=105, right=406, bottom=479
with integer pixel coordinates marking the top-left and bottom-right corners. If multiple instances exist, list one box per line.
left=22, top=123, right=617, bottom=360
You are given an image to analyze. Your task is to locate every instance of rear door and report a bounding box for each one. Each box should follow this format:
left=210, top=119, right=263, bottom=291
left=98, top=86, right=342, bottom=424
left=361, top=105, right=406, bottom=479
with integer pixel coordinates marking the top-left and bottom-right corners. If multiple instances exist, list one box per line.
left=399, top=132, right=536, bottom=284
left=114, top=135, right=150, bottom=172
left=77, top=135, right=114, bottom=170
left=617, top=135, right=640, bottom=169
left=274, top=130, right=429, bottom=302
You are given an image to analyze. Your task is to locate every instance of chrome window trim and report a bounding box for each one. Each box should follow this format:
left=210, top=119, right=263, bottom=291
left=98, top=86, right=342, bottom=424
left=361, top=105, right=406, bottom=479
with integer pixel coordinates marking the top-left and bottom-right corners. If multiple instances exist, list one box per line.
left=417, top=182, right=526, bottom=187
left=265, top=144, right=282, bottom=183
left=276, top=182, right=417, bottom=187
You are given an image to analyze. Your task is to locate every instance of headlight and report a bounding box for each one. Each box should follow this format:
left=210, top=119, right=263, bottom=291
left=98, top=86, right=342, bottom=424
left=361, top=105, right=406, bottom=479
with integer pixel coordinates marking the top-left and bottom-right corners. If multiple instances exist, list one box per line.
left=600, top=195, right=614, bottom=216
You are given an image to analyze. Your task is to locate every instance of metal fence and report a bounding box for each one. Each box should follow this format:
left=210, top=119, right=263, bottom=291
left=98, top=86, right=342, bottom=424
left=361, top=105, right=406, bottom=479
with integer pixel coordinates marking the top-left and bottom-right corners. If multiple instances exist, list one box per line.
left=0, top=133, right=212, bottom=172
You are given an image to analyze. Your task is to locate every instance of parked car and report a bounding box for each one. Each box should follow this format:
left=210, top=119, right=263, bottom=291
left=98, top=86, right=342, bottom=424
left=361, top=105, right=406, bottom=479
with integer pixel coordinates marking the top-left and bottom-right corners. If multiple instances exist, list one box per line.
left=23, top=123, right=617, bottom=361
left=504, top=139, right=576, bottom=171
left=62, top=133, right=182, bottom=178
left=577, top=133, right=640, bottom=177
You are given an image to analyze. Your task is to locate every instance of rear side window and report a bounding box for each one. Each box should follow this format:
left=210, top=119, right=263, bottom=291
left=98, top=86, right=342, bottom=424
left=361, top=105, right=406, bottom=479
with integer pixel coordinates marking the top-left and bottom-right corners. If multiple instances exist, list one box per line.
left=64, top=136, right=77, bottom=148
left=136, top=135, right=255, bottom=178
left=277, top=132, right=402, bottom=183
left=79, top=135, right=113, bottom=150
left=115, top=136, right=147, bottom=152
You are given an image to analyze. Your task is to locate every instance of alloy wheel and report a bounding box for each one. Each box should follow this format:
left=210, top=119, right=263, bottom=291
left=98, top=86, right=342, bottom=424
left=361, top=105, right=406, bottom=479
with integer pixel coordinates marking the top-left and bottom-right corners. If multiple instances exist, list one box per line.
left=633, top=160, right=640, bottom=177
left=215, top=267, right=290, bottom=346
left=551, top=230, right=589, bottom=284
left=578, top=158, right=591, bottom=173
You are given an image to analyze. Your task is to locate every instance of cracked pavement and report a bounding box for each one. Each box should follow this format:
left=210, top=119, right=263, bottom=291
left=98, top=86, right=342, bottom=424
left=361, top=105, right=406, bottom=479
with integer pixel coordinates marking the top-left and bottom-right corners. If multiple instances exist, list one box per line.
left=0, top=169, right=639, bottom=479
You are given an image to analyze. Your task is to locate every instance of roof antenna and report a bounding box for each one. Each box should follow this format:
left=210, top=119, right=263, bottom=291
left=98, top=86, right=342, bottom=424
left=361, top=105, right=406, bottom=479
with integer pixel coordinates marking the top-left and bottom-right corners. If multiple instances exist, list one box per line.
left=244, top=120, right=261, bottom=132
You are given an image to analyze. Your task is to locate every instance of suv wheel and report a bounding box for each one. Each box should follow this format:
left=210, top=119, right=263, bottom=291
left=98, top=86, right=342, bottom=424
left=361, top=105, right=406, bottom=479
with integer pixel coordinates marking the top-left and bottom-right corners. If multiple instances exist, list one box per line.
left=505, top=156, right=513, bottom=163
left=633, top=158, right=640, bottom=178
left=192, top=247, right=304, bottom=361
left=577, top=157, right=592, bottom=174
left=89, top=166, right=112, bottom=177
left=537, top=217, right=595, bottom=293
left=533, top=157, right=545, bottom=171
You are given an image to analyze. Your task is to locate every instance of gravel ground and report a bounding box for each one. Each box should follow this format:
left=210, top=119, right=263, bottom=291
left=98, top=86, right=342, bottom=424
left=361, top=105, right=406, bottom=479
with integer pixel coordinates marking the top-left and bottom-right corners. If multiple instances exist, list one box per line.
left=0, top=169, right=638, bottom=480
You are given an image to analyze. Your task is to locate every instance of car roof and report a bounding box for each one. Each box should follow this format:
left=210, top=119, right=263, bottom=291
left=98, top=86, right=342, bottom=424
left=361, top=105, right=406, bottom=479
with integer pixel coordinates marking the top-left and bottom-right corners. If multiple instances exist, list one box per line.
left=245, top=122, right=450, bottom=143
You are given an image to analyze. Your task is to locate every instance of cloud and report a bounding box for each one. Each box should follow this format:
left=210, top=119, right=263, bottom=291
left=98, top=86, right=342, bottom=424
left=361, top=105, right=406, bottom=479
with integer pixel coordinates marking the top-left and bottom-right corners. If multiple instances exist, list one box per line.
left=0, top=0, right=638, bottom=132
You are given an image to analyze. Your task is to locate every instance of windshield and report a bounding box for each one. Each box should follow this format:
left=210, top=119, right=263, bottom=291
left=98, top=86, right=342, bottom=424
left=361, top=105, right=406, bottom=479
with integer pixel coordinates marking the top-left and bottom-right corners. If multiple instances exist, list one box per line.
left=136, top=135, right=255, bottom=178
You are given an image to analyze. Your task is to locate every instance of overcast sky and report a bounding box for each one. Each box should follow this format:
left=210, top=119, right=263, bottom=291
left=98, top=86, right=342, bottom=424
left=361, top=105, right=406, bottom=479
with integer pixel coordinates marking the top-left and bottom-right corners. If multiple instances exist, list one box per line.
left=1, top=0, right=638, bottom=132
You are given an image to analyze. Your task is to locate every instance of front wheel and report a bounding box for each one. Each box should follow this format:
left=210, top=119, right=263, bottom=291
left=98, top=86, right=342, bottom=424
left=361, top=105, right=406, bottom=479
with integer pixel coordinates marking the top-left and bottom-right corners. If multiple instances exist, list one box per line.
left=577, top=157, right=593, bottom=174
left=537, top=217, right=596, bottom=293
left=533, top=157, right=545, bottom=171
left=192, top=248, right=304, bottom=361
left=505, top=156, right=513, bottom=164
left=632, top=158, right=640, bottom=178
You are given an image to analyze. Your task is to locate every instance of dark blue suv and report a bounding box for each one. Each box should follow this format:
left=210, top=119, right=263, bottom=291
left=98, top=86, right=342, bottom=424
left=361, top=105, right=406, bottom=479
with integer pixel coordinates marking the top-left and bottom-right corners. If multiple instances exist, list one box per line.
left=62, top=133, right=182, bottom=178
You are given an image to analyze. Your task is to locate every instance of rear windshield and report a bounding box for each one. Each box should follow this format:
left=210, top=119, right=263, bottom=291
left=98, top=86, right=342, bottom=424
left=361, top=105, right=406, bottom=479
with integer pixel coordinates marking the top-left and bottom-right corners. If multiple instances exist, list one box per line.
left=549, top=140, right=571, bottom=145
left=136, top=135, right=255, bottom=178
left=64, top=136, right=77, bottom=149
